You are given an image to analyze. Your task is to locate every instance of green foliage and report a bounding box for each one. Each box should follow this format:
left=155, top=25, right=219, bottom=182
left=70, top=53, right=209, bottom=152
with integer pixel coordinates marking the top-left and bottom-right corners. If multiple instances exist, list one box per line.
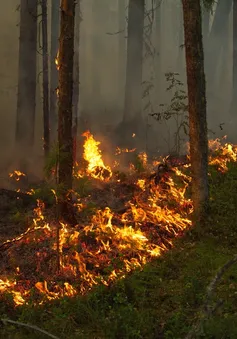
left=44, top=142, right=59, bottom=179
left=151, top=72, right=189, bottom=154
left=152, top=72, right=188, bottom=121
left=9, top=209, right=30, bottom=224
left=202, top=0, right=215, bottom=11
left=31, top=184, right=57, bottom=205
left=74, top=176, right=92, bottom=197
left=79, top=201, right=98, bottom=219
left=131, top=153, right=145, bottom=173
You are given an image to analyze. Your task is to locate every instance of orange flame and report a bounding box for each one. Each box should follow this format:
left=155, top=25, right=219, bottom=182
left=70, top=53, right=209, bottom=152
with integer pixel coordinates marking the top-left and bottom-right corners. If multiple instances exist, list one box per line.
left=1, top=135, right=237, bottom=306
left=9, top=170, right=26, bottom=181
left=82, top=131, right=112, bottom=180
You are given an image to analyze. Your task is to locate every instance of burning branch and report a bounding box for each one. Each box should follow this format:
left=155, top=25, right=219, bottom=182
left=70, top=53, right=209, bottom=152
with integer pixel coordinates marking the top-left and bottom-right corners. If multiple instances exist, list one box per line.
left=1, top=318, right=60, bottom=339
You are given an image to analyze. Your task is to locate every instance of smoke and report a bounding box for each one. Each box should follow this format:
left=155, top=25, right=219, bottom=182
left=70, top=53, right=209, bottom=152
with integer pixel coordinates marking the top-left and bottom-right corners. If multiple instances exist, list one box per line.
left=0, top=0, right=236, bottom=183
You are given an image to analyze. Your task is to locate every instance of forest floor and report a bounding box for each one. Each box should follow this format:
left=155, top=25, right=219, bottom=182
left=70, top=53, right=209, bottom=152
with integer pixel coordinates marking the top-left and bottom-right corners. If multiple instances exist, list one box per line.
left=0, top=156, right=237, bottom=338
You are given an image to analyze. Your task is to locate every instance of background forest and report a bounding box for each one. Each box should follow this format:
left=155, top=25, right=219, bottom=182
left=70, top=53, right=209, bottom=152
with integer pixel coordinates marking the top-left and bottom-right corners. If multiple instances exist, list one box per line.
left=0, top=0, right=235, bottom=176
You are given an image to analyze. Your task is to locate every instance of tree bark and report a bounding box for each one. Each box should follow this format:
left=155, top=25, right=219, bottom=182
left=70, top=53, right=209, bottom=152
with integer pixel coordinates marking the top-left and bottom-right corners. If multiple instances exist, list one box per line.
left=123, top=0, right=145, bottom=122
left=42, top=0, right=50, bottom=158
left=58, top=0, right=75, bottom=221
left=15, top=0, right=37, bottom=167
left=182, top=0, right=209, bottom=220
left=72, top=0, right=81, bottom=163
left=50, top=0, right=60, bottom=141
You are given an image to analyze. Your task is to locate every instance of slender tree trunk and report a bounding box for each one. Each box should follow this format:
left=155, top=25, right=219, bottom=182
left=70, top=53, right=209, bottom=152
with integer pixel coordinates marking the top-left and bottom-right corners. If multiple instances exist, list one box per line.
left=154, top=0, right=161, bottom=104
left=182, top=0, right=209, bottom=220
left=58, top=0, right=75, bottom=221
left=72, top=0, right=81, bottom=163
left=123, top=0, right=145, bottom=122
left=206, top=0, right=232, bottom=88
left=202, top=9, right=209, bottom=48
left=15, top=0, right=37, bottom=169
left=118, top=0, right=126, bottom=109
left=218, top=20, right=231, bottom=92
left=42, top=0, right=50, bottom=158
left=230, top=0, right=237, bottom=114
left=91, top=0, right=102, bottom=112
left=50, top=0, right=60, bottom=141
left=177, top=5, right=185, bottom=75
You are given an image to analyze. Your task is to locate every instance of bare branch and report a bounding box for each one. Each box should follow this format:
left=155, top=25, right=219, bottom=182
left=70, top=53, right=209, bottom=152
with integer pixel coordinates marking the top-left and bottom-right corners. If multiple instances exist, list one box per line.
left=185, top=255, right=237, bottom=339
left=1, top=319, right=60, bottom=339
left=106, top=29, right=125, bottom=36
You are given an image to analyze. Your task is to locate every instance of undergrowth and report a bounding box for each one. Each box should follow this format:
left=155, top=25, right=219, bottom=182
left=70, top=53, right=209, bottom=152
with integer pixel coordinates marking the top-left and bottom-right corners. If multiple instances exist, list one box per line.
left=1, top=163, right=237, bottom=338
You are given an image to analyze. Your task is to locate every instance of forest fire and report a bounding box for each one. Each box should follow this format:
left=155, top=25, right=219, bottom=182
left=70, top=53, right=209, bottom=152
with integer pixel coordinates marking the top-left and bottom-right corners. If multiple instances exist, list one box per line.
left=0, top=134, right=236, bottom=307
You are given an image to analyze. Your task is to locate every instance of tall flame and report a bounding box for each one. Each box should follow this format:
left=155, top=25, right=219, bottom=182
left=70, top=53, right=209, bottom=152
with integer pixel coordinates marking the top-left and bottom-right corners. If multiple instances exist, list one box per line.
left=82, top=131, right=112, bottom=180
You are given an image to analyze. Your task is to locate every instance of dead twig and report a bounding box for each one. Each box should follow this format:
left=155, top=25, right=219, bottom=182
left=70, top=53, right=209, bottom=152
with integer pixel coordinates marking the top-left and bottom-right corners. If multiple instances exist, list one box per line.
left=185, top=254, right=237, bottom=339
left=1, top=318, right=60, bottom=339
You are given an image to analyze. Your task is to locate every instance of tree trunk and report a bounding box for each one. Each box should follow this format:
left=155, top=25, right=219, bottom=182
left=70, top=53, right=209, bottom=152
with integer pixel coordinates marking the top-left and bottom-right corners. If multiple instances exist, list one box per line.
left=91, top=0, right=102, bottom=113
left=206, top=0, right=232, bottom=88
left=202, top=8, right=209, bottom=48
left=15, top=0, right=37, bottom=169
left=123, top=0, right=145, bottom=122
left=154, top=0, right=161, bottom=105
left=42, top=0, right=50, bottom=158
left=50, top=0, right=60, bottom=141
left=118, top=0, right=126, bottom=109
left=182, top=0, right=209, bottom=220
left=72, top=0, right=81, bottom=163
left=58, top=0, right=75, bottom=222
left=177, top=4, right=185, bottom=75
left=230, top=0, right=237, bottom=114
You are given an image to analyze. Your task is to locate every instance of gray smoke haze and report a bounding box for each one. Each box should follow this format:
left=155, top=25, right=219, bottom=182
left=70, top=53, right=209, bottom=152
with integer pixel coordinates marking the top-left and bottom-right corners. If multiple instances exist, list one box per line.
left=0, top=0, right=235, bottom=182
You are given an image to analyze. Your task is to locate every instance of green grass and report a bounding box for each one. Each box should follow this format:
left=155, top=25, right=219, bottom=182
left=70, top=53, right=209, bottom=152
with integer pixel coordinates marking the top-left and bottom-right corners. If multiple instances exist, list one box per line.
left=1, top=163, right=237, bottom=338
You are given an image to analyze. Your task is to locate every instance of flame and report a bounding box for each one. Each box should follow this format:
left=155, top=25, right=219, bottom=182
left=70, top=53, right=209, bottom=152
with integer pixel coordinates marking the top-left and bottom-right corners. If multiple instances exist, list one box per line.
left=1, top=135, right=237, bottom=306
left=0, top=279, right=27, bottom=305
left=137, top=179, right=146, bottom=190
left=82, top=131, right=112, bottom=180
left=115, top=147, right=136, bottom=155
left=138, top=152, right=147, bottom=166
left=209, top=138, right=237, bottom=172
left=9, top=170, right=26, bottom=181
left=55, top=50, right=59, bottom=70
